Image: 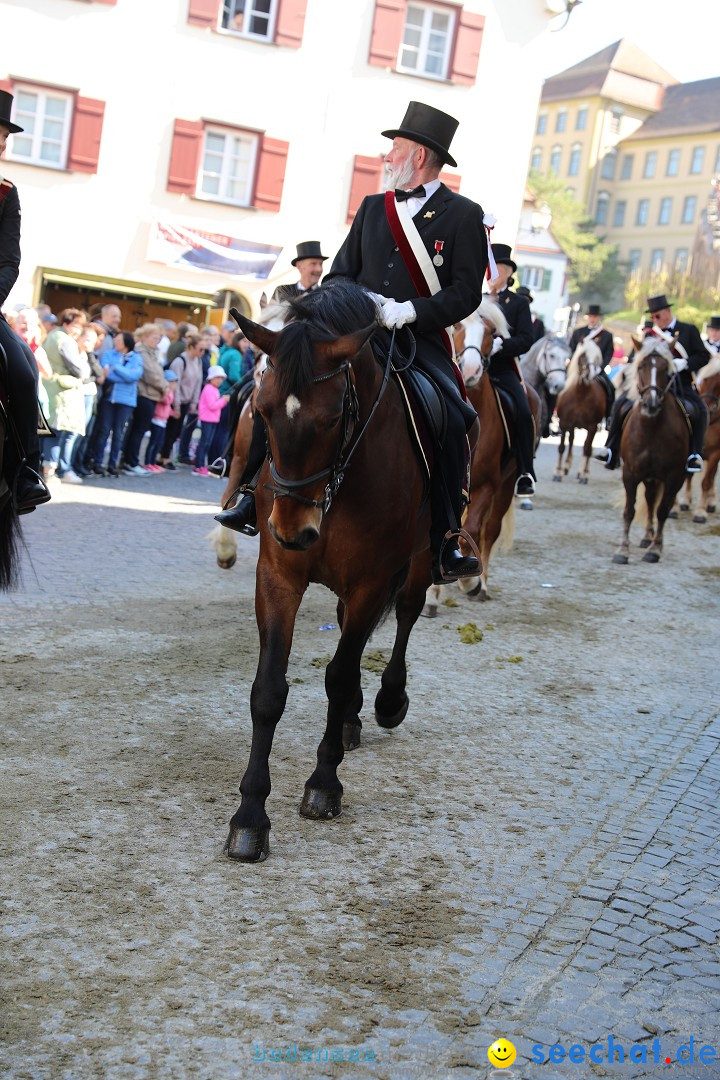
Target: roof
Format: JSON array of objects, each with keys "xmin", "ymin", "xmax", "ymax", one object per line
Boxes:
[
  {"xmin": 541, "ymin": 39, "xmax": 677, "ymax": 105},
  {"xmin": 623, "ymin": 77, "xmax": 720, "ymax": 140}
]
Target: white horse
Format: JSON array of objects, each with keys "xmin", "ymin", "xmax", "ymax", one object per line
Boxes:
[{"xmin": 519, "ymin": 334, "xmax": 570, "ymax": 437}]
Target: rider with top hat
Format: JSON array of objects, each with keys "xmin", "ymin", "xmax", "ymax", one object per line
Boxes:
[
  {"xmin": 595, "ymin": 293, "xmax": 708, "ymax": 472},
  {"xmin": 485, "ymin": 244, "xmax": 536, "ymax": 497},
  {"xmin": 217, "ymin": 100, "xmax": 489, "ymax": 584},
  {"xmin": 0, "ymin": 89, "xmax": 50, "ymax": 513},
  {"xmin": 703, "ymin": 315, "xmax": 720, "ymax": 355},
  {"xmin": 271, "ymin": 241, "xmax": 328, "ymax": 304},
  {"xmin": 568, "ymin": 304, "xmax": 615, "ymax": 422}
]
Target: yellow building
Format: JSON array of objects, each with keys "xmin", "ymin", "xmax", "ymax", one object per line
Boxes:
[{"xmin": 527, "ymin": 39, "xmax": 720, "ymax": 292}]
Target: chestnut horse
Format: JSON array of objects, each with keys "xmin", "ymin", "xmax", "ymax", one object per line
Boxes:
[
  {"xmin": 613, "ymin": 337, "xmax": 689, "ymax": 564},
  {"xmin": 224, "ymin": 282, "xmax": 434, "ymax": 862},
  {"xmin": 674, "ymin": 358, "xmax": 720, "ymax": 523},
  {"xmin": 554, "ymin": 337, "xmax": 607, "ymax": 483}
]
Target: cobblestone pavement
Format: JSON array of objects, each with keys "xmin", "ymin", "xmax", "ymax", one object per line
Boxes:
[{"xmin": 1, "ymin": 443, "xmax": 719, "ymax": 1080}]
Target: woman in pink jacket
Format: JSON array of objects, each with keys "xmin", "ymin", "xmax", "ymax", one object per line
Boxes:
[{"xmin": 193, "ymin": 365, "xmax": 229, "ymax": 476}]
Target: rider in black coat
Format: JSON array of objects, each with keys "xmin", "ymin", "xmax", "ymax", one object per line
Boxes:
[
  {"xmin": 0, "ymin": 91, "xmax": 50, "ymax": 513},
  {"xmin": 568, "ymin": 304, "xmax": 615, "ymax": 420},
  {"xmin": 595, "ymin": 294, "xmax": 708, "ymax": 472},
  {"xmin": 485, "ymin": 245, "xmax": 536, "ymax": 497}
]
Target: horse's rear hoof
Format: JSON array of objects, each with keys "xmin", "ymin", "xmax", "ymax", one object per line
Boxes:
[
  {"xmin": 693, "ymin": 513, "xmax": 707, "ymax": 523},
  {"xmin": 552, "ymin": 474, "xmax": 562, "ymax": 483},
  {"xmin": 638, "ymin": 538, "xmax": 651, "ymax": 548},
  {"xmin": 299, "ymin": 786, "xmax": 342, "ymax": 819},
  {"xmin": 668, "ymin": 510, "xmax": 678, "ymax": 519},
  {"xmin": 224, "ymin": 825, "xmax": 270, "ymax": 862},
  {"xmin": 519, "ymin": 498, "xmax": 533, "ymax": 511},
  {"xmin": 707, "ymin": 504, "xmax": 716, "ymax": 514},
  {"xmin": 679, "ymin": 503, "xmax": 690, "ymax": 512},
  {"xmin": 343, "ymin": 721, "xmax": 362, "ymax": 751},
  {"xmin": 465, "ymin": 581, "xmax": 483, "ymax": 598},
  {"xmin": 420, "ymin": 603, "xmax": 437, "ymax": 619},
  {"xmin": 612, "ymin": 553, "xmax": 628, "ymax": 564},
  {"xmin": 375, "ymin": 691, "xmax": 409, "ymax": 729},
  {"xmin": 643, "ymin": 550, "xmax": 660, "ymax": 563},
  {"xmin": 217, "ymin": 556, "xmax": 237, "ymax": 570}
]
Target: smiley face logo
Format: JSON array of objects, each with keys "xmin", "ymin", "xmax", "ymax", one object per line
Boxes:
[{"xmin": 488, "ymin": 1038, "xmax": 517, "ymax": 1068}]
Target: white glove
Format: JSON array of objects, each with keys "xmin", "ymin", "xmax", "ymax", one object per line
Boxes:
[
  {"xmin": 365, "ymin": 291, "xmax": 391, "ymax": 309},
  {"xmin": 381, "ymin": 299, "xmax": 416, "ymax": 329},
  {"xmin": 673, "ymin": 355, "xmax": 688, "ymax": 373},
  {"xmin": 491, "ymin": 336, "xmax": 504, "ymax": 356}
]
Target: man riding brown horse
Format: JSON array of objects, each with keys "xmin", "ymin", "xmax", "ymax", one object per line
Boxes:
[
  {"xmin": 568, "ymin": 303, "xmax": 615, "ymax": 423},
  {"xmin": 595, "ymin": 294, "xmax": 708, "ymax": 473}
]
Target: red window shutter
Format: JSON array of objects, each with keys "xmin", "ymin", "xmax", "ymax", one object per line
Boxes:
[
  {"xmin": 167, "ymin": 119, "xmax": 203, "ymax": 194},
  {"xmin": 93, "ymin": 0, "xmax": 118, "ymax": 5},
  {"xmin": 0, "ymin": 79, "xmax": 13, "ymax": 94},
  {"xmin": 347, "ymin": 155, "xmax": 384, "ymax": 223},
  {"xmin": 67, "ymin": 97, "xmax": 105, "ymax": 174},
  {"xmin": 253, "ymin": 137, "xmax": 289, "ymax": 212},
  {"xmin": 274, "ymin": 0, "xmax": 308, "ymax": 48},
  {"xmin": 187, "ymin": 0, "xmax": 220, "ymax": 28},
  {"xmin": 449, "ymin": 9, "xmax": 484, "ymax": 86},
  {"xmin": 440, "ymin": 171, "xmax": 461, "ymax": 193},
  {"xmin": 368, "ymin": 0, "xmax": 405, "ymax": 68}
]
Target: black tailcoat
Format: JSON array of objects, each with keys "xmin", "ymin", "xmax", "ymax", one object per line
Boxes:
[
  {"xmin": 569, "ymin": 325, "xmax": 614, "ymax": 368},
  {"xmin": 487, "ymin": 288, "xmax": 533, "ymax": 369},
  {"xmin": 665, "ymin": 320, "xmax": 709, "ymax": 391}
]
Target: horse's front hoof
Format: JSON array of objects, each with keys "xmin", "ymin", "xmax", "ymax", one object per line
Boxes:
[
  {"xmin": 668, "ymin": 510, "xmax": 678, "ymax": 519},
  {"xmin": 612, "ymin": 553, "xmax": 629, "ymax": 564},
  {"xmin": 343, "ymin": 721, "xmax": 362, "ymax": 751},
  {"xmin": 679, "ymin": 503, "xmax": 690, "ymax": 512},
  {"xmin": 217, "ymin": 555, "xmax": 237, "ymax": 570},
  {"xmin": 638, "ymin": 538, "xmax": 651, "ymax": 548},
  {"xmin": 420, "ymin": 603, "xmax": 437, "ymax": 619},
  {"xmin": 642, "ymin": 550, "xmax": 660, "ymax": 563},
  {"xmin": 552, "ymin": 474, "xmax": 562, "ymax": 483},
  {"xmin": 224, "ymin": 824, "xmax": 270, "ymax": 862},
  {"xmin": 519, "ymin": 498, "xmax": 533, "ymax": 510},
  {"xmin": 299, "ymin": 786, "xmax": 342, "ymax": 819},
  {"xmin": 464, "ymin": 580, "xmax": 483, "ymax": 598},
  {"xmin": 693, "ymin": 513, "xmax": 707, "ymax": 523},
  {"xmin": 375, "ymin": 690, "xmax": 409, "ymax": 729},
  {"xmin": 578, "ymin": 476, "xmax": 588, "ymax": 485},
  {"xmin": 707, "ymin": 504, "xmax": 716, "ymax": 514}
]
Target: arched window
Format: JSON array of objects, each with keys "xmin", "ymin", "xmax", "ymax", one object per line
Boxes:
[{"xmin": 549, "ymin": 145, "xmax": 562, "ymax": 174}]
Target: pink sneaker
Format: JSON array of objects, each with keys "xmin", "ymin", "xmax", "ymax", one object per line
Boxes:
[{"xmin": 193, "ymin": 466, "xmax": 210, "ymax": 476}]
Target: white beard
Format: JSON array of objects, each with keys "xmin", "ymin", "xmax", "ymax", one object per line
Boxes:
[{"xmin": 383, "ymin": 156, "xmax": 417, "ymax": 192}]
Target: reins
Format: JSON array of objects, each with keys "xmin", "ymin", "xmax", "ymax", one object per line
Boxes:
[{"xmin": 264, "ymin": 327, "xmax": 415, "ymax": 514}]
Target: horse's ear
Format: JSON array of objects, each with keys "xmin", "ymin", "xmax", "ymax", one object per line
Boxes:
[
  {"xmin": 230, "ymin": 307, "xmax": 279, "ymax": 356},
  {"xmin": 320, "ymin": 323, "xmax": 377, "ymax": 363},
  {"xmin": 631, "ymin": 336, "xmax": 642, "ymax": 352}
]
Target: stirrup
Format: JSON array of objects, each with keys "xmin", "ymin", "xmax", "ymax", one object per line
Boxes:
[{"xmin": 686, "ymin": 454, "xmax": 703, "ymax": 473}]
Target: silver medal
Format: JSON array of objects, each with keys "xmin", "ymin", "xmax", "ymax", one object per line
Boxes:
[{"xmin": 433, "ymin": 253, "xmax": 444, "ymax": 267}]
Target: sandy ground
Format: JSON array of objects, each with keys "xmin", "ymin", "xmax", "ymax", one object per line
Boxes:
[{"xmin": 1, "ymin": 441, "xmax": 719, "ymax": 1080}]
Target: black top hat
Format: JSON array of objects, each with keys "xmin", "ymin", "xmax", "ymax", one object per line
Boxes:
[
  {"xmin": 381, "ymin": 101, "xmax": 459, "ymax": 168},
  {"xmin": 291, "ymin": 240, "xmax": 327, "ymax": 266},
  {"xmin": 516, "ymin": 285, "xmax": 534, "ymax": 304},
  {"xmin": 708, "ymin": 315, "xmax": 720, "ymax": 330},
  {"xmin": 491, "ymin": 243, "xmax": 517, "ymax": 273},
  {"xmin": 645, "ymin": 294, "xmax": 673, "ymax": 314},
  {"xmin": 586, "ymin": 304, "xmax": 603, "ymax": 316},
  {"xmin": 0, "ymin": 90, "xmax": 24, "ymax": 134}
]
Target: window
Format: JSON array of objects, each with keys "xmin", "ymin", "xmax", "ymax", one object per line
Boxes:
[
  {"xmin": 7, "ymin": 86, "xmax": 72, "ymax": 168},
  {"xmin": 198, "ymin": 126, "xmax": 258, "ymax": 205},
  {"xmin": 658, "ymin": 197, "xmax": 672, "ymax": 225},
  {"xmin": 613, "ymin": 200, "xmax": 626, "ymax": 227},
  {"xmin": 674, "ymin": 248, "xmax": 689, "ymax": 274},
  {"xmin": 620, "ymin": 154, "xmax": 633, "ymax": 180},
  {"xmin": 521, "ymin": 266, "xmax": 551, "ymax": 291},
  {"xmin": 556, "ymin": 109, "xmax": 567, "ymax": 133},
  {"xmin": 636, "ymin": 199, "xmax": 649, "ymax": 226},
  {"xmin": 643, "ymin": 151, "xmax": 657, "ymax": 179},
  {"xmin": 595, "ymin": 191, "xmax": 609, "ymax": 226},
  {"xmin": 650, "ymin": 248, "xmax": 664, "ymax": 273},
  {"xmin": 550, "ymin": 145, "xmax": 561, "ymax": 174},
  {"xmin": 601, "ymin": 148, "xmax": 617, "ymax": 180},
  {"xmin": 568, "ymin": 143, "xmax": 581, "ymax": 177},
  {"xmin": 690, "ymin": 146, "xmax": 705, "ymax": 175},
  {"xmin": 666, "ymin": 149, "xmax": 680, "ymax": 177},
  {"xmin": 398, "ymin": 2, "xmax": 455, "ymax": 79},
  {"xmin": 576, "ymin": 107, "xmax": 588, "ymax": 131},
  {"xmin": 537, "ymin": 112, "xmax": 547, "ymax": 135},
  {"xmin": 609, "ymin": 108, "xmax": 623, "ymax": 134},
  {"xmin": 681, "ymin": 195, "xmax": 697, "ymax": 224},
  {"xmin": 220, "ymin": 0, "xmax": 277, "ymax": 40},
  {"xmin": 531, "ymin": 147, "xmax": 542, "ymax": 171},
  {"xmin": 628, "ymin": 249, "xmax": 641, "ymax": 274}
]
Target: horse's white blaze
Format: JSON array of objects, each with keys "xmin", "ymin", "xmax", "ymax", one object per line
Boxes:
[{"xmin": 286, "ymin": 394, "xmax": 301, "ymax": 420}]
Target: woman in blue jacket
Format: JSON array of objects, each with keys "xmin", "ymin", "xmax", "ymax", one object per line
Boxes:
[{"xmin": 88, "ymin": 331, "xmax": 143, "ymax": 476}]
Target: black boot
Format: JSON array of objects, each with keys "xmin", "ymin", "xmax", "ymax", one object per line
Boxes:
[
  {"xmin": 214, "ymin": 493, "xmax": 258, "ymax": 535},
  {"xmin": 15, "ymin": 462, "xmax": 52, "ymax": 512},
  {"xmin": 431, "ymin": 539, "xmax": 479, "ymax": 584}
]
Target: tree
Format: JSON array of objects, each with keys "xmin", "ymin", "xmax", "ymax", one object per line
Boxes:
[{"xmin": 528, "ymin": 170, "xmax": 626, "ymax": 305}]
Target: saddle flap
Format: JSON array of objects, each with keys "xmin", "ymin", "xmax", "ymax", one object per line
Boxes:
[{"xmin": 397, "ymin": 366, "xmax": 447, "ymax": 447}]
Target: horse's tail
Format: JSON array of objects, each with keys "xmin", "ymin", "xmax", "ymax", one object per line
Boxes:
[
  {"xmin": 0, "ymin": 501, "xmax": 22, "ymax": 591},
  {"xmin": 626, "ymin": 481, "xmax": 665, "ymax": 527}
]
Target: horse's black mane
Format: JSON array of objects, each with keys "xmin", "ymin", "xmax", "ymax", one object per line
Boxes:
[{"xmin": 272, "ymin": 280, "xmax": 378, "ymax": 398}]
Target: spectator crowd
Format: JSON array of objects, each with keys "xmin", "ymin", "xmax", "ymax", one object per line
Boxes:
[{"xmin": 2, "ymin": 302, "xmax": 257, "ymax": 483}]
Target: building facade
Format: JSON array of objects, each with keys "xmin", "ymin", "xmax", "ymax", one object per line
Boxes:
[
  {"xmin": 526, "ymin": 40, "xmax": 720, "ymax": 297},
  {"xmin": 2, "ymin": 0, "xmax": 559, "ymax": 326}
]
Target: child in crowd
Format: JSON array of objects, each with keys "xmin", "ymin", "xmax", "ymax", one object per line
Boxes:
[
  {"xmin": 145, "ymin": 369, "xmax": 177, "ymax": 471},
  {"xmin": 193, "ymin": 365, "xmax": 229, "ymax": 476}
]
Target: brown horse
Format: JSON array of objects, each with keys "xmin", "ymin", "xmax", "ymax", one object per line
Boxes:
[
  {"xmin": 677, "ymin": 359, "xmax": 720, "ymax": 523},
  {"xmin": 613, "ymin": 338, "xmax": 690, "ymax": 564},
  {"xmin": 224, "ymin": 282, "xmax": 435, "ymax": 862},
  {"xmin": 436, "ymin": 300, "xmax": 540, "ymax": 604},
  {"xmin": 555, "ymin": 337, "xmax": 607, "ymax": 483}
]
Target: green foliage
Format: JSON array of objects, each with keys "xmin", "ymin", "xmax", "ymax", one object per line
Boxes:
[
  {"xmin": 623, "ymin": 267, "xmax": 719, "ymax": 330},
  {"xmin": 528, "ymin": 170, "xmax": 625, "ymax": 302}
]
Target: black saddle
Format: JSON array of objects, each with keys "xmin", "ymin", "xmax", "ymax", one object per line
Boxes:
[{"xmin": 398, "ymin": 365, "xmax": 447, "ymax": 447}]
